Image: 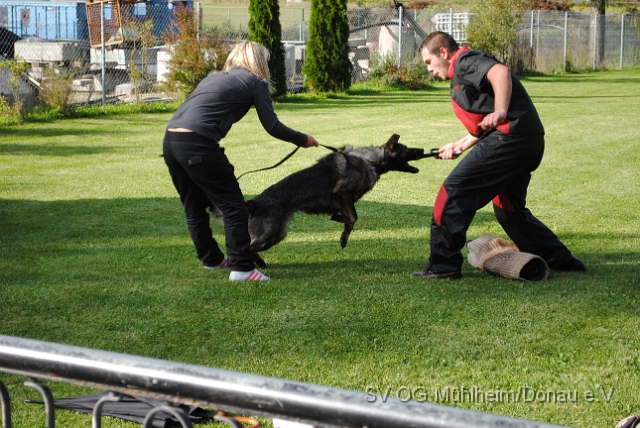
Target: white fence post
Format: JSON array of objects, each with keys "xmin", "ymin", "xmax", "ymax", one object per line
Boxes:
[
  {"xmin": 529, "ymin": 10, "xmax": 534, "ymax": 72},
  {"xmin": 563, "ymin": 11, "xmax": 568, "ymax": 72},
  {"xmin": 101, "ymin": 1, "xmax": 106, "ymax": 106},
  {"xmin": 196, "ymin": 3, "xmax": 201, "ymax": 42},
  {"xmin": 592, "ymin": 13, "xmax": 597, "ymax": 70},
  {"xmin": 397, "ymin": 5, "xmax": 403, "ymax": 68},
  {"xmin": 620, "ymin": 13, "xmax": 625, "ymax": 70},
  {"xmin": 536, "ymin": 10, "xmax": 540, "ymax": 60}
]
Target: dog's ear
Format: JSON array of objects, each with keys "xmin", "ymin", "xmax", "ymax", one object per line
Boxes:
[{"xmin": 384, "ymin": 134, "xmax": 400, "ymax": 150}]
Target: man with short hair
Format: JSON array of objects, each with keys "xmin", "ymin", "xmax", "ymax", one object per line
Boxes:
[{"xmin": 413, "ymin": 31, "xmax": 585, "ymax": 279}]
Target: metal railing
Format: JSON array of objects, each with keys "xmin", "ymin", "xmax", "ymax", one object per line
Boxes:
[{"xmin": 0, "ymin": 335, "xmax": 567, "ymax": 428}]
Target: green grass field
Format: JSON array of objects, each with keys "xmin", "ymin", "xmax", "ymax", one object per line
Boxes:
[{"xmin": 1, "ymin": 70, "xmax": 639, "ymax": 428}]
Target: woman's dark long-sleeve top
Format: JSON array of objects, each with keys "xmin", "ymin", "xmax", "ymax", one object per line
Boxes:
[{"xmin": 167, "ymin": 66, "xmax": 307, "ymax": 146}]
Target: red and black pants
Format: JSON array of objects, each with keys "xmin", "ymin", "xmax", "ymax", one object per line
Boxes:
[{"xmin": 427, "ymin": 132, "xmax": 576, "ymax": 274}]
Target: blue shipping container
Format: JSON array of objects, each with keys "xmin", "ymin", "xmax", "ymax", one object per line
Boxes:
[{"xmin": 0, "ymin": 1, "xmax": 191, "ymax": 42}]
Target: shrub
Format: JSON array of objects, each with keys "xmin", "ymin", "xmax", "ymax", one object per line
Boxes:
[
  {"xmin": 369, "ymin": 55, "xmax": 432, "ymax": 90},
  {"xmin": 38, "ymin": 68, "xmax": 74, "ymax": 115},
  {"xmin": 0, "ymin": 59, "xmax": 30, "ymax": 123},
  {"xmin": 351, "ymin": 0, "xmax": 394, "ymax": 6},
  {"xmin": 163, "ymin": 5, "xmax": 231, "ymax": 98},
  {"xmin": 404, "ymin": 0, "xmax": 436, "ymax": 9},
  {"xmin": 532, "ymin": 0, "xmax": 571, "ymax": 10},
  {"xmin": 0, "ymin": 95, "xmax": 20, "ymax": 126}
]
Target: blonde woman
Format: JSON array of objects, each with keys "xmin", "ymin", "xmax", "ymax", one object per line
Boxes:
[{"xmin": 163, "ymin": 41, "xmax": 318, "ymax": 281}]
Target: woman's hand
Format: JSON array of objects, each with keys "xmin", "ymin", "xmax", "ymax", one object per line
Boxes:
[{"xmin": 304, "ymin": 135, "xmax": 319, "ymax": 148}]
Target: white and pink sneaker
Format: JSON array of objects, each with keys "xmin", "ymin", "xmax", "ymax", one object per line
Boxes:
[
  {"xmin": 204, "ymin": 256, "xmax": 230, "ymax": 270},
  {"xmin": 229, "ymin": 269, "xmax": 270, "ymax": 282}
]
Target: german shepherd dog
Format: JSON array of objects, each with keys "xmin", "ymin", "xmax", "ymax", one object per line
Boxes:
[{"xmin": 246, "ymin": 134, "xmax": 427, "ymax": 267}]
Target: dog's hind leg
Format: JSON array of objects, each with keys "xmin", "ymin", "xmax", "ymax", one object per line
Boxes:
[
  {"xmin": 248, "ymin": 210, "xmax": 292, "ymax": 267},
  {"xmin": 334, "ymin": 191, "xmax": 358, "ymax": 248},
  {"xmin": 330, "ymin": 212, "xmax": 347, "ymax": 223},
  {"xmin": 253, "ymin": 251, "xmax": 267, "ymax": 268}
]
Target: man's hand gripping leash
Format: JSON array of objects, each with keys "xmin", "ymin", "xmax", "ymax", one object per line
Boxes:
[{"xmin": 419, "ymin": 148, "xmax": 463, "ymax": 160}]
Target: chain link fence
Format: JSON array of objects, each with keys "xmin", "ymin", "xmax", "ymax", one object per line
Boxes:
[
  {"xmin": 1, "ymin": 2, "xmax": 639, "ymax": 109},
  {"xmin": 516, "ymin": 10, "xmax": 640, "ymax": 73},
  {"xmin": 387, "ymin": 8, "xmax": 640, "ymax": 74},
  {"xmin": 208, "ymin": 6, "xmax": 640, "ymax": 81},
  {"xmin": 1, "ymin": 0, "xmax": 185, "ymax": 107}
]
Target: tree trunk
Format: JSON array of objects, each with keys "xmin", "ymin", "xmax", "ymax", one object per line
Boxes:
[{"xmin": 589, "ymin": 0, "xmax": 605, "ymax": 68}]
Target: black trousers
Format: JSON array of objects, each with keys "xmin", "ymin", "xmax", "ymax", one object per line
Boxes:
[
  {"xmin": 163, "ymin": 131, "xmax": 255, "ymax": 271},
  {"xmin": 427, "ymin": 132, "xmax": 575, "ymax": 273}
]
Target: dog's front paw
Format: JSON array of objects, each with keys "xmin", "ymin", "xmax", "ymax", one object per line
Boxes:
[
  {"xmin": 340, "ymin": 232, "xmax": 350, "ymax": 248},
  {"xmin": 340, "ymin": 223, "xmax": 355, "ymax": 248}
]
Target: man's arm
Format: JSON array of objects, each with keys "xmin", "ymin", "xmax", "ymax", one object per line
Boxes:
[
  {"xmin": 439, "ymin": 63, "xmax": 511, "ymax": 160},
  {"xmin": 438, "ymin": 134, "xmax": 480, "ymax": 159},
  {"xmin": 478, "ymin": 63, "xmax": 512, "ymax": 131}
]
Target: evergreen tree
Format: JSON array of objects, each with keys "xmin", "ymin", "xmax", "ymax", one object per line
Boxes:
[
  {"xmin": 304, "ymin": 0, "xmax": 352, "ymax": 92},
  {"xmin": 248, "ymin": 0, "xmax": 287, "ymax": 97}
]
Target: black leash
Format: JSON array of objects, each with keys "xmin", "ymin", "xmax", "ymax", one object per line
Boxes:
[
  {"xmin": 320, "ymin": 143, "xmax": 339, "ymax": 152},
  {"xmin": 420, "ymin": 129, "xmax": 496, "ymax": 159},
  {"xmin": 236, "ymin": 143, "xmax": 339, "ymax": 180},
  {"xmin": 420, "ymin": 148, "xmax": 462, "ymax": 159}
]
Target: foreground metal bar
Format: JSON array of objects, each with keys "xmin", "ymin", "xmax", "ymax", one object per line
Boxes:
[
  {"xmin": 0, "ymin": 379, "xmax": 11, "ymax": 428},
  {"xmin": 142, "ymin": 405, "xmax": 193, "ymax": 428},
  {"xmin": 0, "ymin": 335, "xmax": 566, "ymax": 428},
  {"xmin": 92, "ymin": 392, "xmax": 120, "ymax": 428},
  {"xmin": 24, "ymin": 378, "xmax": 55, "ymax": 428}
]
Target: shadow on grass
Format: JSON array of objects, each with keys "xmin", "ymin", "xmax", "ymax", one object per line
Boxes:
[
  {"xmin": 0, "ymin": 115, "xmax": 166, "ymax": 140},
  {"xmin": 534, "ymin": 94, "xmax": 639, "ymax": 101},
  {"xmin": 0, "ymin": 198, "xmax": 186, "ymax": 242},
  {"xmin": 0, "ymin": 144, "xmax": 116, "ymax": 156},
  {"xmin": 2, "ymin": 197, "xmax": 636, "ymax": 279},
  {"xmin": 0, "ymin": 125, "xmax": 120, "ymax": 140},
  {"xmin": 273, "ymin": 89, "xmax": 451, "ymax": 112},
  {"xmin": 522, "ymin": 72, "xmax": 640, "ymax": 86},
  {"xmin": 0, "ymin": 198, "xmax": 502, "ymax": 242}
]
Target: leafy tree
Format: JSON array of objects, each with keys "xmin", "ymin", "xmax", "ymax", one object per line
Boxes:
[
  {"xmin": 248, "ymin": 0, "xmax": 287, "ymax": 97},
  {"xmin": 466, "ymin": 0, "xmax": 530, "ymax": 67},
  {"xmin": 164, "ymin": 5, "xmax": 229, "ymax": 98},
  {"xmin": 304, "ymin": 0, "xmax": 352, "ymax": 93}
]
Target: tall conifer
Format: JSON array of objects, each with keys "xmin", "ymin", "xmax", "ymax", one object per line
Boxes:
[
  {"xmin": 304, "ymin": 0, "xmax": 352, "ymax": 92},
  {"xmin": 248, "ymin": 0, "xmax": 288, "ymax": 96}
]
